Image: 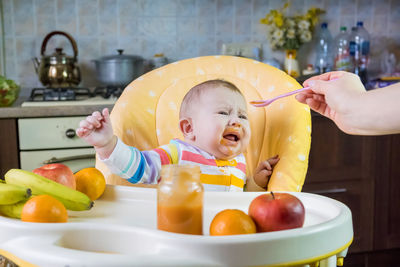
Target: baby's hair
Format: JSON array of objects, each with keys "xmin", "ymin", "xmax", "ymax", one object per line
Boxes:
[{"xmin": 180, "ymin": 79, "xmax": 243, "ymax": 118}]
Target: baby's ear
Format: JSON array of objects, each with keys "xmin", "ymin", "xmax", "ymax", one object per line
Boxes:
[{"xmin": 179, "ymin": 117, "xmax": 195, "ymax": 141}]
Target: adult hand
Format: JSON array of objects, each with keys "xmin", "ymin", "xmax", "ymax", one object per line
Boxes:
[{"xmin": 296, "ymin": 71, "xmax": 366, "ymax": 134}]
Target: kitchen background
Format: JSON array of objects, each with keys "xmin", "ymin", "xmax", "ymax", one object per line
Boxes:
[{"xmin": 1, "ymin": 0, "xmax": 400, "ymax": 89}]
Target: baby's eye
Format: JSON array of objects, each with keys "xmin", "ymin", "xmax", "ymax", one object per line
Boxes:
[
  {"xmin": 239, "ymin": 114, "xmax": 248, "ymax": 120},
  {"xmin": 218, "ymin": 111, "xmax": 229, "ymax": 115}
]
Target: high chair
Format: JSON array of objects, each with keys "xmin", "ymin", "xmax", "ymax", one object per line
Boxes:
[
  {"xmin": 0, "ymin": 58, "xmax": 353, "ymax": 267},
  {"xmin": 96, "ymin": 55, "xmax": 312, "ymax": 192}
]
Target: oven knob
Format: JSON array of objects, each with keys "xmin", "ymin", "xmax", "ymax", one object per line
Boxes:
[{"xmin": 65, "ymin": 129, "xmax": 76, "ymax": 138}]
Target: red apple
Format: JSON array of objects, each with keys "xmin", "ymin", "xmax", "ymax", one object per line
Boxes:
[
  {"xmin": 248, "ymin": 192, "xmax": 305, "ymax": 232},
  {"xmin": 33, "ymin": 163, "xmax": 76, "ymax": 189}
]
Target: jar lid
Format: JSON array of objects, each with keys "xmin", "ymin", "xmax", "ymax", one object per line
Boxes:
[{"xmin": 99, "ymin": 49, "xmax": 143, "ymax": 63}]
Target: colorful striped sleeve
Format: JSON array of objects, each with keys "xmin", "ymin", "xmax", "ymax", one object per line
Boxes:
[{"xmin": 100, "ymin": 138, "xmax": 178, "ymax": 184}]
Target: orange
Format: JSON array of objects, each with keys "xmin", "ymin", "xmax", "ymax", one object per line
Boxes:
[
  {"xmin": 74, "ymin": 167, "xmax": 106, "ymax": 201},
  {"xmin": 209, "ymin": 209, "xmax": 256, "ymax": 236},
  {"xmin": 21, "ymin": 195, "xmax": 68, "ymax": 223}
]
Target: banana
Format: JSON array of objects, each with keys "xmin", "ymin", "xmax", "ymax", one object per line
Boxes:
[
  {"xmin": 0, "ymin": 199, "xmax": 27, "ymax": 219},
  {"xmin": 0, "ymin": 179, "xmax": 4, "ymax": 183},
  {"xmin": 0, "ymin": 183, "xmax": 31, "ymax": 205},
  {"xmin": 5, "ymin": 169, "xmax": 93, "ymax": 211}
]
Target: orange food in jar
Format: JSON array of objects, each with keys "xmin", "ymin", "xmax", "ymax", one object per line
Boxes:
[
  {"xmin": 158, "ymin": 204, "xmax": 203, "ymax": 235},
  {"xmin": 157, "ymin": 165, "xmax": 203, "ymax": 235}
]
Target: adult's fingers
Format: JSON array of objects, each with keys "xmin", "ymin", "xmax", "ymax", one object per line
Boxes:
[{"xmin": 303, "ymin": 71, "xmax": 346, "ymax": 86}]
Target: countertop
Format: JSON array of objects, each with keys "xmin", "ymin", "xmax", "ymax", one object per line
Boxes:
[{"xmin": 0, "ymin": 96, "xmax": 114, "ymax": 119}]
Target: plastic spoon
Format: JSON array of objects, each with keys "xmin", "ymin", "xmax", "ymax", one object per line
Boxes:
[{"xmin": 250, "ymin": 87, "xmax": 310, "ymax": 107}]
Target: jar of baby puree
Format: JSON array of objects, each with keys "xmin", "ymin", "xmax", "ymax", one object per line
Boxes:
[{"xmin": 157, "ymin": 165, "xmax": 203, "ymax": 235}]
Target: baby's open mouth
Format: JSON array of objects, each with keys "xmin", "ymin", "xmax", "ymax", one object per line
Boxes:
[{"xmin": 223, "ymin": 133, "xmax": 240, "ymax": 142}]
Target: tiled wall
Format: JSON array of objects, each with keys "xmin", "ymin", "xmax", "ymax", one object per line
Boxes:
[{"xmin": 1, "ymin": 0, "xmax": 400, "ymax": 88}]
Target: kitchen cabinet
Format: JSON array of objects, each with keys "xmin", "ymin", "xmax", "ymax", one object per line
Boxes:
[
  {"xmin": 303, "ymin": 115, "xmax": 375, "ymax": 253},
  {"xmin": 373, "ymin": 134, "xmax": 400, "ymax": 250},
  {"xmin": 304, "ymin": 115, "xmax": 400, "ymax": 262},
  {"xmin": 0, "ymin": 119, "xmax": 19, "ymax": 177}
]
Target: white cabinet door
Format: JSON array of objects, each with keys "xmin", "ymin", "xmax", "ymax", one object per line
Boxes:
[{"xmin": 20, "ymin": 148, "xmax": 96, "ymax": 173}]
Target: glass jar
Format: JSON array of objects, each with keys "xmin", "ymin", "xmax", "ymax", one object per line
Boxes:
[{"xmin": 157, "ymin": 165, "xmax": 203, "ymax": 235}]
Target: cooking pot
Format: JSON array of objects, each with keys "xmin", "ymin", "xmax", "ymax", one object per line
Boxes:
[
  {"xmin": 32, "ymin": 31, "xmax": 81, "ymax": 88},
  {"xmin": 93, "ymin": 49, "xmax": 144, "ymax": 88}
]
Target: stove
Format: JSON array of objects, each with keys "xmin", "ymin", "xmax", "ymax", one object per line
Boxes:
[{"xmin": 21, "ymin": 87, "xmax": 122, "ymax": 107}]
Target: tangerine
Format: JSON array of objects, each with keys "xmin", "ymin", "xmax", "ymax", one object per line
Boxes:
[
  {"xmin": 74, "ymin": 168, "xmax": 106, "ymax": 201},
  {"xmin": 209, "ymin": 209, "xmax": 256, "ymax": 236},
  {"xmin": 21, "ymin": 195, "xmax": 68, "ymax": 223}
]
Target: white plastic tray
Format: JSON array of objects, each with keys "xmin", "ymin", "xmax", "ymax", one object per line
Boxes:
[{"xmin": 0, "ymin": 185, "xmax": 353, "ymax": 267}]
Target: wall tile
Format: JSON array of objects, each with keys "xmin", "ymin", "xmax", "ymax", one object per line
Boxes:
[
  {"xmin": 138, "ymin": 17, "xmax": 177, "ymax": 37},
  {"xmin": 118, "ymin": 0, "xmax": 142, "ymax": 17},
  {"xmin": 177, "ymin": 0, "xmax": 197, "ymax": 16},
  {"xmin": 2, "ymin": 0, "xmax": 399, "ymax": 87},
  {"xmin": 340, "ymin": 0, "xmax": 356, "ymax": 16},
  {"xmin": 177, "ymin": 17, "xmax": 197, "ymax": 37},
  {"xmin": 3, "ymin": 0, "xmax": 14, "ymax": 37},
  {"xmin": 14, "ymin": 0, "xmax": 33, "ymax": 17},
  {"xmin": 99, "ymin": 0, "xmax": 118, "ymax": 17},
  {"xmin": 99, "ymin": 17, "xmax": 118, "ymax": 36},
  {"xmin": 235, "ymin": 16, "xmax": 251, "ymax": 35},
  {"xmin": 14, "ymin": 15, "xmax": 35, "ymax": 36},
  {"xmin": 36, "ymin": 15, "xmax": 57, "ymax": 36},
  {"xmin": 217, "ymin": 0, "xmax": 234, "ymax": 17},
  {"xmin": 390, "ymin": 0, "xmax": 400, "ymax": 18},
  {"xmin": 197, "ymin": 0, "xmax": 216, "ymax": 17},
  {"xmin": 235, "ymin": 0, "xmax": 251, "ymax": 17},
  {"xmin": 57, "ymin": 0, "xmax": 76, "ymax": 18},
  {"xmin": 176, "ymin": 37, "xmax": 198, "ymax": 59},
  {"xmin": 78, "ymin": 16, "xmax": 98, "ymax": 36},
  {"xmin": 372, "ymin": 15, "xmax": 388, "ymax": 35},
  {"xmin": 357, "ymin": 0, "xmax": 372, "ymax": 17},
  {"xmin": 288, "ymin": 0, "xmax": 305, "ymax": 16},
  {"xmin": 216, "ymin": 16, "xmax": 233, "ymax": 35},
  {"xmin": 56, "ymin": 16, "xmax": 77, "ymax": 35},
  {"xmin": 253, "ymin": 0, "xmax": 269, "ymax": 19},
  {"xmin": 35, "ymin": 0, "xmax": 55, "ymax": 16},
  {"xmin": 15, "ymin": 37, "xmax": 36, "ymax": 61},
  {"xmin": 197, "ymin": 17, "xmax": 215, "ymax": 36},
  {"xmin": 77, "ymin": 37, "xmax": 100, "ymax": 60},
  {"xmin": 120, "ymin": 17, "xmax": 138, "ymax": 36},
  {"xmin": 77, "ymin": 0, "xmax": 98, "ymax": 17},
  {"xmin": 373, "ymin": 0, "xmax": 389, "ymax": 15},
  {"xmin": 198, "ymin": 35, "xmax": 217, "ymax": 55},
  {"xmin": 388, "ymin": 16, "xmax": 400, "ymax": 35},
  {"xmin": 5, "ymin": 58, "xmax": 17, "ymax": 80},
  {"xmin": 99, "ymin": 37, "xmax": 119, "ymax": 56}
]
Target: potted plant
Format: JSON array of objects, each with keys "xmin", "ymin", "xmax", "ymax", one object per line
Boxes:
[{"xmin": 260, "ymin": 3, "xmax": 325, "ymax": 78}]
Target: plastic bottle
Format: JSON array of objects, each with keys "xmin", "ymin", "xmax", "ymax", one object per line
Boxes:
[
  {"xmin": 349, "ymin": 21, "xmax": 370, "ymax": 84},
  {"xmin": 334, "ymin": 26, "xmax": 352, "ymax": 71},
  {"xmin": 157, "ymin": 165, "xmax": 203, "ymax": 235},
  {"xmin": 314, "ymin": 22, "xmax": 333, "ymax": 74}
]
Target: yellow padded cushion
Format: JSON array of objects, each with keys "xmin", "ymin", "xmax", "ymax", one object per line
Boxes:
[{"xmin": 96, "ymin": 56, "xmax": 311, "ymax": 192}]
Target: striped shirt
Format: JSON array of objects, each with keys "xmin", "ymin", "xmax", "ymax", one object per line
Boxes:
[{"xmin": 102, "ymin": 138, "xmax": 247, "ymax": 192}]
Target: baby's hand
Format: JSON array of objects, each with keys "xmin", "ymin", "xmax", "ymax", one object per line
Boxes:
[
  {"xmin": 76, "ymin": 108, "xmax": 114, "ymax": 149},
  {"xmin": 253, "ymin": 155, "xmax": 280, "ymax": 189}
]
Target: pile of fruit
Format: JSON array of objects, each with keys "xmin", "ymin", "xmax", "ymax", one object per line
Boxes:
[
  {"xmin": 0, "ymin": 163, "xmax": 106, "ymax": 223},
  {"xmin": 210, "ymin": 192, "xmax": 305, "ymax": 236}
]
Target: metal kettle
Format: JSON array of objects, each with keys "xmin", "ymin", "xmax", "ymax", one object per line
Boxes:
[{"xmin": 33, "ymin": 31, "xmax": 81, "ymax": 88}]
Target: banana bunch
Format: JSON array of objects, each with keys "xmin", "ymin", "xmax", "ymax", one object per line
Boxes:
[
  {"xmin": 4, "ymin": 169, "xmax": 93, "ymax": 211},
  {"xmin": 0, "ymin": 199, "xmax": 28, "ymax": 219},
  {"xmin": 0, "ymin": 183, "xmax": 31, "ymax": 205}
]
